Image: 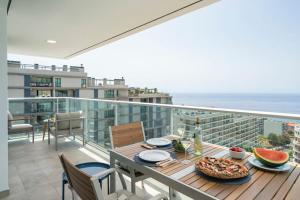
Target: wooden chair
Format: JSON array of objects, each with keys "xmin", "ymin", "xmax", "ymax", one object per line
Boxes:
[
  {"xmin": 58, "ymin": 154, "xmax": 167, "ymax": 200},
  {"xmin": 109, "ymin": 122, "xmax": 148, "ymax": 194},
  {"xmin": 8, "ymin": 111, "xmax": 34, "ymax": 143},
  {"xmin": 49, "ymin": 111, "xmax": 85, "ymax": 150}
]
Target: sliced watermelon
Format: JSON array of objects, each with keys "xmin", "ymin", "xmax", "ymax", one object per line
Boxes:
[{"xmin": 253, "ymin": 148, "xmax": 289, "ymax": 167}]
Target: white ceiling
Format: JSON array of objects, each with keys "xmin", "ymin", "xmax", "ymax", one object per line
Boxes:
[{"xmin": 7, "ymin": 0, "xmax": 218, "ymax": 59}]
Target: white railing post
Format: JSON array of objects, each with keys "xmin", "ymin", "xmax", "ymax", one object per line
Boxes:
[
  {"xmin": 56, "ymin": 98, "xmax": 59, "ymax": 113},
  {"xmin": 114, "ymin": 104, "xmax": 118, "ymax": 126},
  {"xmin": 170, "ymin": 108, "xmax": 174, "ymax": 135}
]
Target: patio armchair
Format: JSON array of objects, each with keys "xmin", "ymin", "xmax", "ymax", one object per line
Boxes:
[
  {"xmin": 59, "ymin": 154, "xmax": 168, "ymax": 200},
  {"xmin": 49, "ymin": 111, "xmax": 85, "ymax": 150},
  {"xmin": 8, "ymin": 111, "xmax": 34, "ymax": 143},
  {"xmin": 109, "ymin": 122, "xmax": 148, "ymax": 194}
]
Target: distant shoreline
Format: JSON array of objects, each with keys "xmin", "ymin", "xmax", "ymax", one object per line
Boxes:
[{"xmin": 171, "ymin": 93, "xmax": 300, "ymax": 114}]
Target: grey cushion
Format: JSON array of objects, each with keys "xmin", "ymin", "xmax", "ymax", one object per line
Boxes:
[
  {"xmin": 9, "ymin": 124, "xmax": 33, "ymax": 134},
  {"xmin": 56, "ymin": 113, "xmax": 70, "ymax": 130},
  {"xmin": 11, "ymin": 124, "xmax": 32, "ymax": 130},
  {"xmin": 50, "ymin": 127, "xmax": 71, "ymax": 136},
  {"xmin": 69, "ymin": 112, "xmax": 82, "ymax": 129}
]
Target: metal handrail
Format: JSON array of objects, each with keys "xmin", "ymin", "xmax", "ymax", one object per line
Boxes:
[{"xmin": 8, "ymin": 97, "xmax": 300, "ymax": 120}]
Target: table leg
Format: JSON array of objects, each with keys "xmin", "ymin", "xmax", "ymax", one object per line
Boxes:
[
  {"xmin": 110, "ymin": 152, "xmax": 116, "ymax": 193},
  {"xmin": 43, "ymin": 123, "xmax": 46, "ymax": 141},
  {"xmin": 169, "ymin": 188, "xmax": 181, "ymax": 200},
  {"xmin": 48, "ymin": 124, "xmax": 50, "ymax": 145}
]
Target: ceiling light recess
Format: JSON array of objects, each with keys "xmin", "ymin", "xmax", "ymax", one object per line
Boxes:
[{"xmin": 46, "ymin": 40, "xmax": 56, "ymax": 44}]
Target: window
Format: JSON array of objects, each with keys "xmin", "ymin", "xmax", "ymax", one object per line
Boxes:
[
  {"xmin": 55, "ymin": 78, "xmax": 61, "ymax": 87},
  {"xmin": 55, "ymin": 90, "xmax": 68, "ymax": 97},
  {"xmin": 104, "ymin": 90, "xmax": 115, "ymax": 98},
  {"xmin": 30, "ymin": 77, "xmax": 52, "ymax": 87},
  {"xmin": 81, "ymin": 79, "xmax": 86, "ymax": 88},
  {"xmin": 104, "ymin": 109, "xmax": 115, "ymax": 118}
]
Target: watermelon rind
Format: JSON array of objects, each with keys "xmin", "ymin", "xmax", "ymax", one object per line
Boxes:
[{"xmin": 253, "ymin": 148, "xmax": 289, "ymax": 167}]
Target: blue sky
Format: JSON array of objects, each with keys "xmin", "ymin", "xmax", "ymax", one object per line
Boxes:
[{"xmin": 8, "ymin": 0, "xmax": 300, "ymax": 94}]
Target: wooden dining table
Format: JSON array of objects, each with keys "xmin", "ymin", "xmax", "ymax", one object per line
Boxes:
[{"xmin": 109, "ymin": 139, "xmax": 300, "ymax": 200}]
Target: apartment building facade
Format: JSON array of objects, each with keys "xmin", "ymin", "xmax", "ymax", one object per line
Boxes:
[
  {"xmin": 8, "ymin": 60, "xmax": 129, "ymax": 100},
  {"xmin": 173, "ymin": 110, "xmax": 264, "ymax": 147},
  {"xmin": 7, "ymin": 60, "xmax": 173, "ymax": 147}
]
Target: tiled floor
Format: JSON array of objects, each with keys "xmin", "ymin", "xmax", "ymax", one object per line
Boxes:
[{"xmin": 4, "ymin": 136, "xmax": 165, "ymax": 200}]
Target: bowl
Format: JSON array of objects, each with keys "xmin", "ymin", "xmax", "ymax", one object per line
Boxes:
[{"xmin": 229, "ymin": 147, "xmax": 245, "ymax": 159}]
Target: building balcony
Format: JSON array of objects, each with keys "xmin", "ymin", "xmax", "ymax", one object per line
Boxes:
[{"xmin": 5, "ymin": 97, "xmax": 300, "ymax": 199}]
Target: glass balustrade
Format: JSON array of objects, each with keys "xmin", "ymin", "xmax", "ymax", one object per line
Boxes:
[{"xmin": 8, "ymin": 97, "xmax": 300, "ymax": 162}]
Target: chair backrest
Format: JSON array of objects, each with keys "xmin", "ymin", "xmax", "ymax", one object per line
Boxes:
[
  {"xmin": 56, "ymin": 113, "xmax": 70, "ymax": 130},
  {"xmin": 70, "ymin": 111, "xmax": 82, "ymax": 129},
  {"xmin": 7, "ymin": 111, "xmax": 13, "ymax": 129},
  {"xmin": 58, "ymin": 154, "xmax": 97, "ymax": 200},
  {"xmin": 110, "ymin": 121, "xmax": 145, "ymax": 148},
  {"xmin": 56, "ymin": 111, "xmax": 82, "ymax": 130}
]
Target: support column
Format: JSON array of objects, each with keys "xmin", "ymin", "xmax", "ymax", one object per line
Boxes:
[{"xmin": 0, "ymin": 0, "xmax": 9, "ymax": 196}]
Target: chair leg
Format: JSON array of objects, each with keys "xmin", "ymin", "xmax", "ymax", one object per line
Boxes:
[
  {"xmin": 48, "ymin": 130, "xmax": 50, "ymax": 145},
  {"xmin": 82, "ymin": 132, "xmax": 85, "ymax": 146},
  {"xmin": 32, "ymin": 127, "xmax": 34, "ymax": 143},
  {"xmin": 141, "ymin": 180, "xmax": 145, "ymax": 189},
  {"xmin": 107, "ymin": 176, "xmax": 110, "ymax": 194},
  {"xmin": 131, "ymin": 179, "xmax": 136, "ymax": 194},
  {"xmin": 42, "ymin": 124, "xmax": 46, "ymax": 141},
  {"xmin": 55, "ymin": 136, "xmax": 58, "ymax": 151},
  {"xmin": 62, "ymin": 179, "xmax": 65, "ymax": 200},
  {"xmin": 69, "ymin": 187, "xmax": 76, "ymax": 200},
  {"xmin": 169, "ymin": 188, "xmax": 181, "ymax": 200}
]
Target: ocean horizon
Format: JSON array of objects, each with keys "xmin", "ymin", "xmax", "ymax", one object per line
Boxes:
[{"xmin": 171, "ymin": 93, "xmax": 300, "ymax": 114}]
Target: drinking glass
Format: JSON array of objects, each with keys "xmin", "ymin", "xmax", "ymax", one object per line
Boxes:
[{"xmin": 181, "ymin": 139, "xmax": 191, "ymax": 165}]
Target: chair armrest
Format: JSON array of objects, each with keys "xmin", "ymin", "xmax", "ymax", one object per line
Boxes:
[
  {"xmin": 148, "ymin": 194, "xmax": 168, "ymax": 200},
  {"xmin": 9, "ymin": 115, "xmax": 33, "ymax": 121},
  {"xmin": 70, "ymin": 117, "xmax": 85, "ymax": 121},
  {"xmin": 55, "ymin": 117, "xmax": 84, "ymax": 122},
  {"xmin": 91, "ymin": 168, "xmax": 115, "ymax": 181},
  {"xmin": 55, "ymin": 118, "xmax": 71, "ymax": 122}
]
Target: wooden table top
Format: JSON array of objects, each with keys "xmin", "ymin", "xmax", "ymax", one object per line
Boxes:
[{"xmin": 113, "ymin": 140, "xmax": 300, "ymax": 200}]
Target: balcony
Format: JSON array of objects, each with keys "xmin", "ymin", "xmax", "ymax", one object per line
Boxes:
[{"xmin": 5, "ymin": 97, "xmax": 300, "ymax": 199}]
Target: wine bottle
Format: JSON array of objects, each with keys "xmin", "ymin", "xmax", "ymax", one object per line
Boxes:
[{"xmin": 194, "ymin": 117, "xmax": 202, "ymax": 156}]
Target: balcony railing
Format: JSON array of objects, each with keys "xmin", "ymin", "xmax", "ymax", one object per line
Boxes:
[
  {"xmin": 8, "ymin": 97, "xmax": 300, "ymax": 162},
  {"xmin": 19, "ymin": 64, "xmax": 85, "ymax": 73}
]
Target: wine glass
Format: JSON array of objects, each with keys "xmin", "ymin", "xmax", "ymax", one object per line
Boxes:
[{"xmin": 181, "ymin": 139, "xmax": 192, "ymax": 165}]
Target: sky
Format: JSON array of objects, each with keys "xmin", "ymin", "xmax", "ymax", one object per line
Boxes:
[{"xmin": 8, "ymin": 0, "xmax": 300, "ymax": 94}]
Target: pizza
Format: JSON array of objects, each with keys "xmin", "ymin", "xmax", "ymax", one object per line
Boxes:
[{"xmin": 195, "ymin": 157, "xmax": 249, "ymax": 179}]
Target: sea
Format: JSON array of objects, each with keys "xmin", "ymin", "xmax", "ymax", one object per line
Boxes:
[{"xmin": 171, "ymin": 93, "xmax": 300, "ymax": 115}]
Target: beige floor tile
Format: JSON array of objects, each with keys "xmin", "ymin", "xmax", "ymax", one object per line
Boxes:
[
  {"xmin": 6, "ymin": 137, "xmax": 174, "ymax": 200},
  {"xmin": 26, "ymin": 184, "xmax": 60, "ymax": 200}
]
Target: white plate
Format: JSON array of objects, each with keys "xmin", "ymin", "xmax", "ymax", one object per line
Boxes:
[
  {"xmin": 146, "ymin": 138, "xmax": 171, "ymax": 147},
  {"xmin": 139, "ymin": 150, "xmax": 170, "ymax": 162},
  {"xmin": 248, "ymin": 157, "xmax": 290, "ymax": 172}
]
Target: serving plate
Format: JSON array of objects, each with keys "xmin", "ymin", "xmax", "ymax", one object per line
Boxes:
[
  {"xmin": 138, "ymin": 150, "xmax": 170, "ymax": 163},
  {"xmin": 248, "ymin": 157, "xmax": 290, "ymax": 172},
  {"xmin": 146, "ymin": 138, "xmax": 171, "ymax": 147},
  {"xmin": 196, "ymin": 171, "xmax": 251, "ymax": 185}
]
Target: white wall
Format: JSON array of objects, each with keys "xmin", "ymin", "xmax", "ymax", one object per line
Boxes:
[
  {"xmin": 79, "ymin": 89, "xmax": 94, "ymax": 98},
  {"xmin": 8, "ymin": 74, "xmax": 24, "ymax": 87},
  {"xmin": 60, "ymin": 77, "xmax": 81, "ymax": 88},
  {"xmin": 118, "ymin": 90, "xmax": 128, "ymax": 98},
  {"xmin": 8, "ymin": 89, "xmax": 24, "ymax": 98},
  {"xmin": 98, "ymin": 89, "xmax": 104, "ymax": 98},
  {"xmin": 0, "ymin": 1, "xmax": 9, "ymax": 193}
]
